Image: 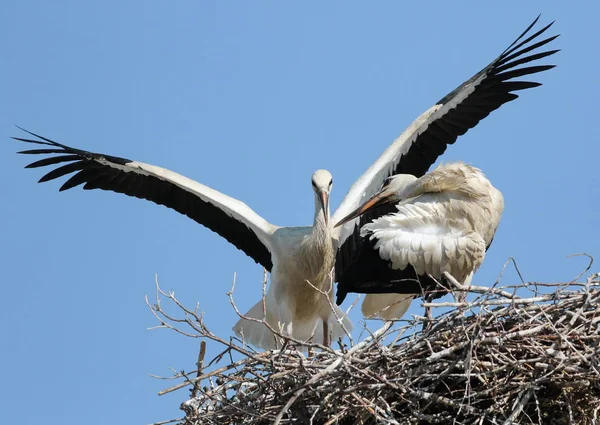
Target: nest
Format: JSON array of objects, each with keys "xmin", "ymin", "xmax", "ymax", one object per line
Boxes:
[{"xmin": 149, "ymin": 259, "xmax": 600, "ymax": 425}]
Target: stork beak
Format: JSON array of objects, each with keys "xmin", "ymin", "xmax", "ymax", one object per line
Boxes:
[
  {"xmin": 320, "ymin": 190, "xmax": 330, "ymax": 225},
  {"xmin": 334, "ymin": 189, "xmax": 393, "ymax": 228}
]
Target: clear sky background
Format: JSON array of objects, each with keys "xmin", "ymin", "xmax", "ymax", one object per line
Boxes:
[{"xmin": 1, "ymin": 2, "xmax": 598, "ymax": 424}]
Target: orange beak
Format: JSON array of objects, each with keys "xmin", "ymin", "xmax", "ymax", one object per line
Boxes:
[
  {"xmin": 334, "ymin": 191, "xmax": 391, "ymax": 228},
  {"xmin": 320, "ymin": 190, "xmax": 330, "ymax": 225}
]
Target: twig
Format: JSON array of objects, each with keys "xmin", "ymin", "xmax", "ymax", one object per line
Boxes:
[{"xmin": 146, "ymin": 255, "xmax": 600, "ymax": 425}]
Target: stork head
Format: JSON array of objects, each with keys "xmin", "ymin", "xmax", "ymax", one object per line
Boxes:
[
  {"xmin": 311, "ymin": 169, "xmax": 333, "ymax": 225},
  {"xmin": 334, "ymin": 174, "xmax": 417, "ymax": 227}
]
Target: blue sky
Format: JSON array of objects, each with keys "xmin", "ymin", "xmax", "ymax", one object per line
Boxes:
[{"xmin": 1, "ymin": 2, "xmax": 598, "ymax": 424}]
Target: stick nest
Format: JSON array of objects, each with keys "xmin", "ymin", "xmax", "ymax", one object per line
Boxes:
[{"xmin": 151, "ymin": 262, "xmax": 600, "ymax": 425}]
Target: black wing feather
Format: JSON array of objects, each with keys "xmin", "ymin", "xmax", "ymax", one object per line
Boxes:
[
  {"xmin": 18, "ymin": 148, "xmax": 67, "ymax": 155},
  {"xmin": 335, "ymin": 236, "xmax": 448, "ymax": 305},
  {"xmin": 25, "ymin": 155, "xmax": 81, "ymax": 169},
  {"xmin": 13, "ymin": 129, "xmax": 273, "ymax": 271},
  {"xmin": 39, "ymin": 162, "xmax": 88, "ymax": 183},
  {"xmin": 60, "ymin": 169, "xmax": 96, "ymax": 191}
]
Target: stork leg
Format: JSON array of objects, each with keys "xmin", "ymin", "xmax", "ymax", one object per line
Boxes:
[
  {"xmin": 423, "ymin": 292, "xmax": 435, "ymax": 332},
  {"xmin": 322, "ymin": 321, "xmax": 330, "ymax": 347}
]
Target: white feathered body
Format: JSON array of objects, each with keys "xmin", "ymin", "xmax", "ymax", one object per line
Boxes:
[
  {"xmin": 233, "ymin": 201, "xmax": 352, "ymax": 349},
  {"xmin": 361, "ymin": 162, "xmax": 504, "ymax": 319}
]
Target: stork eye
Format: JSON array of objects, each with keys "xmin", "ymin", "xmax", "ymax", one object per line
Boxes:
[{"xmin": 329, "ymin": 180, "xmax": 333, "ymax": 188}]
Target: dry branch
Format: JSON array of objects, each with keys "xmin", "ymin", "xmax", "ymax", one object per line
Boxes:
[{"xmin": 149, "ymin": 260, "xmax": 600, "ymax": 425}]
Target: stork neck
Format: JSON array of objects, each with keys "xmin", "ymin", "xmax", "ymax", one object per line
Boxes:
[
  {"xmin": 296, "ymin": 192, "xmax": 334, "ymax": 282},
  {"xmin": 312, "ymin": 194, "xmax": 331, "ymax": 238}
]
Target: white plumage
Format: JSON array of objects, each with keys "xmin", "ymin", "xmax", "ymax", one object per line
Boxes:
[
  {"xmin": 233, "ymin": 171, "xmax": 353, "ymax": 348},
  {"xmin": 336, "ymin": 162, "xmax": 504, "ymax": 319}
]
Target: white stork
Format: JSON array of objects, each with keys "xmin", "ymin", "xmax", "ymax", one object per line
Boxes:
[
  {"xmin": 11, "ymin": 17, "xmax": 557, "ymax": 349},
  {"xmin": 334, "ymin": 162, "xmax": 504, "ymax": 320}
]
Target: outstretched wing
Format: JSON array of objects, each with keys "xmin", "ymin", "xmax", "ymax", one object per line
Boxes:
[
  {"xmin": 335, "ymin": 16, "xmax": 558, "ymax": 288},
  {"xmin": 333, "ymin": 16, "xmax": 557, "ymax": 238},
  {"xmin": 13, "ymin": 128, "xmax": 278, "ymax": 270}
]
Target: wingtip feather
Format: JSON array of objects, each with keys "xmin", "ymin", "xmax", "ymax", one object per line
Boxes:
[
  {"xmin": 12, "ymin": 136, "xmax": 52, "ymax": 146},
  {"xmin": 13, "ymin": 127, "xmax": 66, "ymax": 148}
]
